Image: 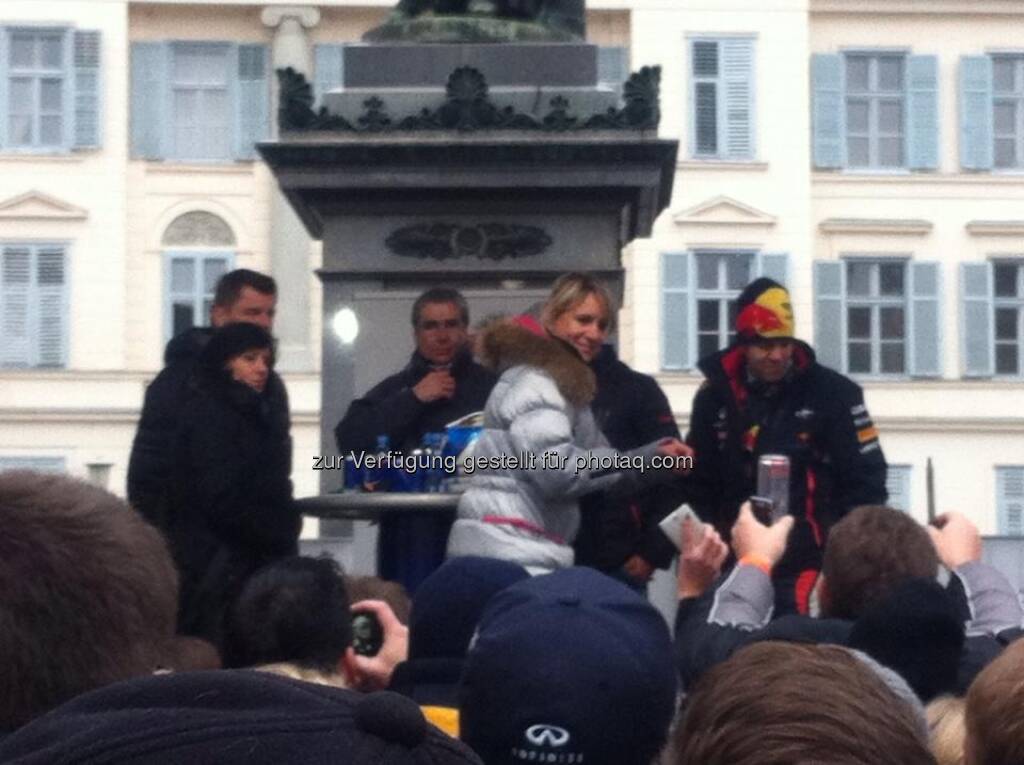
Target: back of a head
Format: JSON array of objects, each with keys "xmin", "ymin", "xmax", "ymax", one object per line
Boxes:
[
  {"xmin": 345, "ymin": 575, "xmax": 412, "ymax": 625},
  {"xmin": 822, "ymin": 504, "xmax": 939, "ymax": 620},
  {"xmin": 0, "ymin": 471, "xmax": 179, "ymax": 730},
  {"xmin": 0, "ymin": 671, "xmax": 483, "ymax": 765},
  {"xmin": 965, "ymin": 638, "xmax": 1024, "ymax": 765},
  {"xmin": 671, "ymin": 642, "xmax": 935, "ymax": 765},
  {"xmin": 223, "ymin": 556, "xmax": 352, "ymax": 673},
  {"xmin": 459, "ymin": 567, "xmax": 677, "ymax": 765},
  {"xmin": 408, "ymin": 556, "xmax": 529, "ymax": 660},
  {"xmin": 927, "ymin": 696, "xmax": 966, "ymax": 765},
  {"xmin": 213, "ymin": 268, "xmax": 276, "ymax": 307}
]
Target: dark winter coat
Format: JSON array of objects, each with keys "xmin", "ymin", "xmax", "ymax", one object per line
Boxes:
[
  {"xmin": 686, "ymin": 342, "xmax": 888, "ymax": 612},
  {"xmin": 128, "ymin": 327, "xmax": 289, "ymax": 528},
  {"xmin": 574, "ymin": 345, "xmax": 683, "ymax": 573},
  {"xmin": 334, "ymin": 348, "xmax": 496, "ymax": 456},
  {"xmin": 167, "ymin": 367, "xmax": 299, "ymax": 645}
]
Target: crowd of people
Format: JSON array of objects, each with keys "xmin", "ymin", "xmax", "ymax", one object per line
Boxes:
[{"xmin": 1, "ymin": 267, "xmax": 1022, "ymax": 764}]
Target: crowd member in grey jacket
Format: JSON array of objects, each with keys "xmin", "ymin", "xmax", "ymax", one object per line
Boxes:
[{"xmin": 446, "ymin": 315, "xmax": 693, "ymax": 573}]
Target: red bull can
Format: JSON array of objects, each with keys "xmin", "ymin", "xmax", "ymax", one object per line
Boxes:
[{"xmin": 756, "ymin": 454, "xmax": 790, "ymax": 523}]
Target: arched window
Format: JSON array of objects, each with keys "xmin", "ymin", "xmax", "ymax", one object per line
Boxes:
[{"xmin": 161, "ymin": 211, "xmax": 236, "ymax": 341}]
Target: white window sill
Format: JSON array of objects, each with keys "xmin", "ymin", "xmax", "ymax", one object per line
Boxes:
[
  {"xmin": 141, "ymin": 161, "xmax": 258, "ymax": 176},
  {"xmin": 679, "ymin": 159, "xmax": 768, "ymax": 171},
  {"xmin": 0, "ymin": 152, "xmax": 84, "ymax": 163}
]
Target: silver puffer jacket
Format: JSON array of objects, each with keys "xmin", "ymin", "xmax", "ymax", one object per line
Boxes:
[{"xmin": 446, "ymin": 322, "xmax": 667, "ymax": 574}]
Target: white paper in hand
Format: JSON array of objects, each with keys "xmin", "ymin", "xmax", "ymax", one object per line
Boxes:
[{"xmin": 659, "ymin": 504, "xmax": 706, "ymax": 552}]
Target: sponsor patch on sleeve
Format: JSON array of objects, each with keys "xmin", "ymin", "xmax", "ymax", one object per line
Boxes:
[{"xmin": 857, "ymin": 425, "xmax": 879, "ymax": 444}]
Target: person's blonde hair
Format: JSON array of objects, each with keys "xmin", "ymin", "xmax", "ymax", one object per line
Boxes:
[
  {"xmin": 926, "ymin": 695, "xmax": 966, "ymax": 765},
  {"xmin": 542, "ymin": 272, "xmax": 615, "ymax": 332}
]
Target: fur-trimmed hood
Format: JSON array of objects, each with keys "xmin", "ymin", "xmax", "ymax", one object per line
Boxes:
[{"xmin": 477, "ymin": 322, "xmax": 595, "ymax": 408}]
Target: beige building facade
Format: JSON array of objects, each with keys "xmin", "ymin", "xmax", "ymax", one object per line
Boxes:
[{"xmin": 1, "ymin": 0, "xmax": 1022, "ymax": 539}]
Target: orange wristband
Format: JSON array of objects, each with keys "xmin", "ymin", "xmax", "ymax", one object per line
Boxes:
[{"xmin": 739, "ymin": 553, "xmax": 772, "ymax": 575}]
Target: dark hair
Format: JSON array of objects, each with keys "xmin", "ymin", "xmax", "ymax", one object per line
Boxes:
[
  {"xmin": 411, "ymin": 287, "xmax": 469, "ymax": 327},
  {"xmin": 213, "ymin": 269, "xmax": 277, "ymax": 308},
  {"xmin": 822, "ymin": 505, "xmax": 939, "ymax": 620},
  {"xmin": 199, "ymin": 323, "xmax": 275, "ymax": 381},
  {"xmin": 344, "ymin": 576, "xmax": 411, "ymax": 624},
  {"xmin": 0, "ymin": 471, "xmax": 179, "ymax": 729},
  {"xmin": 671, "ymin": 642, "xmax": 934, "ymax": 765},
  {"xmin": 223, "ymin": 556, "xmax": 353, "ymax": 673},
  {"xmin": 965, "ymin": 638, "xmax": 1024, "ymax": 765}
]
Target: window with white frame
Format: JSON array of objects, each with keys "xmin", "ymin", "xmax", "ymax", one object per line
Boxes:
[
  {"xmin": 1, "ymin": 27, "xmax": 101, "ymax": 152},
  {"xmin": 993, "ymin": 56, "xmax": 1024, "ymax": 169},
  {"xmin": 996, "ymin": 466, "xmax": 1024, "ymax": 536},
  {"xmin": 161, "ymin": 211, "xmax": 236, "ymax": 341},
  {"xmin": 171, "ymin": 43, "xmax": 231, "ymax": 162},
  {"xmin": 886, "ymin": 464, "xmax": 912, "ymax": 512},
  {"xmin": 845, "ymin": 54, "xmax": 905, "ymax": 168},
  {"xmin": 0, "ymin": 244, "xmax": 68, "ymax": 368},
  {"xmin": 690, "ymin": 37, "xmax": 755, "ymax": 160},
  {"xmin": 993, "ymin": 260, "xmax": 1024, "ymax": 375},
  {"xmin": 662, "ymin": 250, "xmax": 788, "ymax": 370},
  {"xmin": 814, "ymin": 259, "xmax": 941, "ymax": 378},
  {"xmin": 695, "ymin": 252, "xmax": 753, "ymax": 360},
  {"xmin": 130, "ymin": 41, "xmax": 268, "ymax": 162},
  {"xmin": 812, "ymin": 51, "xmax": 937, "ymax": 171},
  {"xmin": 845, "ymin": 259, "xmax": 908, "ymax": 375},
  {"xmin": 7, "ymin": 29, "xmax": 66, "ymax": 149}
]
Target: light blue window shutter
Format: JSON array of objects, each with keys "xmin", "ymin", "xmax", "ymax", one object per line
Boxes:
[
  {"xmin": 812, "ymin": 53, "xmax": 844, "ymax": 169},
  {"xmin": 314, "ymin": 44, "xmax": 346, "ymax": 110},
  {"xmin": 130, "ymin": 42, "xmax": 167, "ymax": 159},
  {"xmin": 996, "ymin": 467, "xmax": 1024, "ymax": 536},
  {"xmin": 35, "ymin": 248, "xmax": 67, "ymax": 367},
  {"xmin": 961, "ymin": 262, "xmax": 994, "ymax": 377},
  {"xmin": 814, "ymin": 261, "xmax": 846, "ymax": 371},
  {"xmin": 236, "ymin": 43, "xmax": 269, "ymax": 160},
  {"xmin": 757, "ymin": 252, "xmax": 789, "ymax": 286},
  {"xmin": 906, "ymin": 55, "xmax": 938, "ymax": 170},
  {"xmin": 886, "ymin": 465, "xmax": 912, "ymax": 512},
  {"xmin": 908, "ymin": 261, "xmax": 941, "ymax": 377},
  {"xmin": 0, "ymin": 28, "xmax": 7, "ymax": 149},
  {"xmin": 722, "ymin": 38, "xmax": 754, "ymax": 159},
  {"xmin": 960, "ymin": 56, "xmax": 993, "ymax": 170},
  {"xmin": 1, "ymin": 247, "xmax": 31, "ymax": 367},
  {"xmin": 73, "ymin": 30, "xmax": 102, "ymax": 149},
  {"xmin": 662, "ymin": 252, "xmax": 694, "ymax": 370}
]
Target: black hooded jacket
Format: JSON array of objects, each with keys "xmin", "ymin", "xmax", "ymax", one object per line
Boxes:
[
  {"xmin": 686, "ymin": 342, "xmax": 888, "ymax": 603},
  {"xmin": 167, "ymin": 360, "xmax": 299, "ymax": 645},
  {"xmin": 574, "ymin": 345, "xmax": 683, "ymax": 572},
  {"xmin": 127, "ymin": 327, "xmax": 289, "ymax": 527}
]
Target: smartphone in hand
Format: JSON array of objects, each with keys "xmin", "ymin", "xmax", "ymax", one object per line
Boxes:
[
  {"xmin": 659, "ymin": 504, "xmax": 706, "ymax": 552},
  {"xmin": 351, "ymin": 610, "xmax": 384, "ymax": 657}
]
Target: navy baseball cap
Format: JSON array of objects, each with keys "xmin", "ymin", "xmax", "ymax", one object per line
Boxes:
[{"xmin": 458, "ymin": 567, "xmax": 678, "ymax": 765}]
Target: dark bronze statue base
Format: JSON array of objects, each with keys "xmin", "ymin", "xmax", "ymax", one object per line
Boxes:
[{"xmin": 364, "ymin": 15, "xmax": 576, "ymax": 43}]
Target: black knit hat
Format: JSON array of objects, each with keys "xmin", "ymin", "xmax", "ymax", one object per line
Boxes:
[
  {"xmin": 0, "ymin": 670, "xmax": 483, "ymax": 764},
  {"xmin": 199, "ymin": 322, "xmax": 275, "ymax": 376}
]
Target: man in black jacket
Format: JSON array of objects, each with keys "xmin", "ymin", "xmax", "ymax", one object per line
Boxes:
[
  {"xmin": 334, "ymin": 288, "xmax": 495, "ymax": 456},
  {"xmin": 334, "ymin": 288, "xmax": 496, "ymax": 590},
  {"xmin": 685, "ymin": 277, "xmax": 888, "ymax": 615},
  {"xmin": 127, "ymin": 269, "xmax": 286, "ymax": 528}
]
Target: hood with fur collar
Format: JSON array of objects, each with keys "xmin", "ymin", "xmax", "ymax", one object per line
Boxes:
[{"xmin": 477, "ymin": 322, "xmax": 595, "ymax": 408}]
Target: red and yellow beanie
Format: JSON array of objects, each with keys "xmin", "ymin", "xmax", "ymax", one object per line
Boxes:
[{"xmin": 735, "ymin": 278, "xmax": 795, "ymax": 342}]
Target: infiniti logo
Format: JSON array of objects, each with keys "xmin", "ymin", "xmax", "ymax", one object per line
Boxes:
[{"xmin": 525, "ymin": 724, "xmax": 571, "ymax": 748}]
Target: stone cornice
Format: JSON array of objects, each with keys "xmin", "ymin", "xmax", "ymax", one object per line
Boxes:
[
  {"xmin": 819, "ymin": 217, "xmax": 932, "ymax": 235},
  {"xmin": 261, "ymin": 5, "xmax": 321, "ymax": 29},
  {"xmin": 966, "ymin": 220, "xmax": 1024, "ymax": 236}
]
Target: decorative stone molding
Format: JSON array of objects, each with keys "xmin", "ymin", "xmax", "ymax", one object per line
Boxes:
[
  {"xmin": 162, "ymin": 211, "xmax": 236, "ymax": 247},
  {"xmin": 260, "ymin": 6, "xmax": 321, "ymax": 29},
  {"xmin": 276, "ymin": 65, "xmax": 662, "ymax": 133},
  {"xmin": 965, "ymin": 220, "xmax": 1024, "ymax": 237},
  {"xmin": 0, "ymin": 190, "xmax": 87, "ymax": 221},
  {"xmin": 672, "ymin": 195, "xmax": 776, "ymax": 228},
  {"xmin": 385, "ymin": 222, "xmax": 552, "ymax": 260},
  {"xmin": 818, "ymin": 218, "xmax": 932, "ymax": 235}
]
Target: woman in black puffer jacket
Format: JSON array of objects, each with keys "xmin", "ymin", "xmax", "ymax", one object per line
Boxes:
[{"xmin": 168, "ymin": 323, "xmax": 299, "ymax": 647}]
